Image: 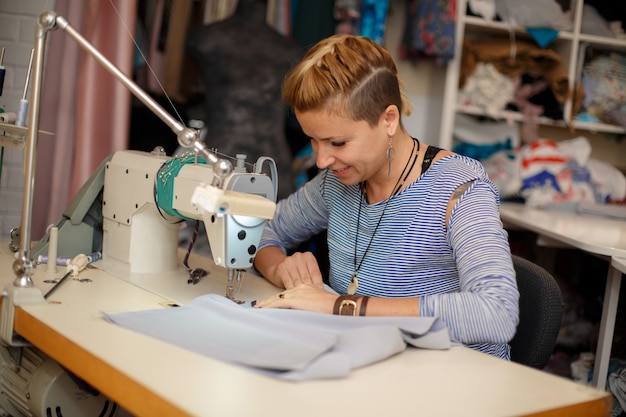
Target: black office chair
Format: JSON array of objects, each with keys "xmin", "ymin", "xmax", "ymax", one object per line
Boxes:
[{"xmin": 509, "ymin": 255, "xmax": 564, "ymax": 369}]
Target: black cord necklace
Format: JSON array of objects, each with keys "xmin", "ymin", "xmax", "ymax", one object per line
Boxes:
[{"xmin": 347, "ymin": 137, "xmax": 420, "ymax": 295}]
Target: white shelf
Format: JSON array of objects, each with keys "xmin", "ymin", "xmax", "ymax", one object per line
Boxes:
[
  {"xmin": 456, "ymin": 104, "xmax": 568, "ymax": 128},
  {"xmin": 463, "ymin": 15, "xmax": 575, "ymax": 41},
  {"xmin": 457, "ymin": 105, "xmax": 626, "ymax": 135},
  {"xmin": 578, "ymin": 33, "xmax": 626, "ymax": 50},
  {"xmin": 439, "ymin": 0, "xmax": 626, "ymax": 151},
  {"xmin": 571, "ymin": 120, "xmax": 626, "ymax": 134}
]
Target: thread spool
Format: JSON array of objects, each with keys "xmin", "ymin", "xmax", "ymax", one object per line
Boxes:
[
  {"xmin": 16, "ymin": 49, "xmax": 34, "ymax": 127},
  {"xmin": 37, "ymin": 255, "xmax": 70, "ymax": 266},
  {"xmin": 0, "ymin": 112, "xmax": 17, "ymax": 124},
  {"xmin": 16, "ymin": 99, "xmax": 29, "ymax": 127},
  {"xmin": 46, "ymin": 226, "xmax": 59, "ymax": 273}
]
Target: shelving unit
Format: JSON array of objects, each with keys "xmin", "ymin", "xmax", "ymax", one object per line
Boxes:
[{"xmin": 439, "ymin": 0, "xmax": 626, "ymax": 151}]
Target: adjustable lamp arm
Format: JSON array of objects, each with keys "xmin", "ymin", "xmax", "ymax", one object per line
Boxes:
[{"xmin": 12, "ymin": 11, "xmax": 230, "ymax": 288}]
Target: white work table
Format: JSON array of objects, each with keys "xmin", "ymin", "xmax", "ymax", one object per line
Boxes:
[
  {"xmin": 500, "ymin": 202, "xmax": 626, "ymax": 391},
  {"xmin": 499, "ymin": 202, "xmax": 626, "ymax": 258},
  {"xmin": 0, "ymin": 244, "xmax": 612, "ymax": 417}
]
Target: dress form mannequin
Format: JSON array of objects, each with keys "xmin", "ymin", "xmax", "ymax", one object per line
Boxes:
[{"xmin": 186, "ymin": 0, "xmax": 304, "ymax": 200}]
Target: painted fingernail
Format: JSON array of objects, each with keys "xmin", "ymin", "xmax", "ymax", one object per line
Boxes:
[{"xmin": 251, "ymin": 300, "xmax": 257, "ymax": 307}]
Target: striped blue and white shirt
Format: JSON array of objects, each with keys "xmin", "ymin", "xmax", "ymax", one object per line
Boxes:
[{"xmin": 259, "ymin": 154, "xmax": 519, "ymax": 359}]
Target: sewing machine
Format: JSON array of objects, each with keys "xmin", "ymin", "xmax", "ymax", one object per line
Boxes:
[
  {"xmin": 99, "ymin": 148, "xmax": 276, "ymax": 296},
  {"xmin": 0, "ymin": 147, "xmax": 277, "ymax": 417},
  {"xmin": 0, "ymin": 10, "xmax": 277, "ymax": 417}
]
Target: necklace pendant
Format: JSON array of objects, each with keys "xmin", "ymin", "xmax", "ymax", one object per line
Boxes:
[{"xmin": 347, "ymin": 272, "xmax": 358, "ymax": 295}]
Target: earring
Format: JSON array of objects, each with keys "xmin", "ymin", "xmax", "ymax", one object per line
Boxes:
[{"xmin": 386, "ymin": 136, "xmax": 395, "ymax": 176}]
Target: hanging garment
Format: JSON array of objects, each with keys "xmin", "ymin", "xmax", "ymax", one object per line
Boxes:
[
  {"xmin": 400, "ymin": 0, "xmax": 456, "ymax": 65},
  {"xmin": 334, "ymin": 0, "xmax": 389, "ymax": 45}
]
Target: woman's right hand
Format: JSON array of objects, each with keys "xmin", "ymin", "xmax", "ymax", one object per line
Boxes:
[{"xmin": 273, "ymin": 251, "xmax": 324, "ymax": 289}]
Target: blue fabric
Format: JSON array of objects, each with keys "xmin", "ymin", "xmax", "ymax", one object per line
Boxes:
[
  {"xmin": 103, "ymin": 294, "xmax": 452, "ymax": 381},
  {"xmin": 526, "ymin": 28, "xmax": 559, "ymax": 48},
  {"xmin": 454, "ymin": 138, "xmax": 514, "ymax": 161},
  {"xmin": 359, "ymin": 0, "xmax": 389, "ymax": 45},
  {"xmin": 522, "ymin": 169, "xmax": 563, "ymax": 193}
]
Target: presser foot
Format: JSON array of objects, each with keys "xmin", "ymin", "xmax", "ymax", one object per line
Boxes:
[
  {"xmin": 225, "ymin": 286, "xmax": 245, "ymax": 304},
  {"xmin": 225, "ymin": 268, "xmax": 245, "ymax": 304}
]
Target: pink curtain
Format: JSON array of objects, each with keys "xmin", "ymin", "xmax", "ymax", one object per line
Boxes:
[{"xmin": 33, "ymin": 0, "xmax": 137, "ymax": 239}]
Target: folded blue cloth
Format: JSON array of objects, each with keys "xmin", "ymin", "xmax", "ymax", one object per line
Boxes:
[
  {"xmin": 526, "ymin": 27, "xmax": 559, "ymax": 48},
  {"xmin": 103, "ymin": 294, "xmax": 452, "ymax": 381}
]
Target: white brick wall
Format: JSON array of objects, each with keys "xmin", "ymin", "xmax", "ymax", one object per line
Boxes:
[{"xmin": 0, "ymin": 0, "xmax": 55, "ymax": 239}]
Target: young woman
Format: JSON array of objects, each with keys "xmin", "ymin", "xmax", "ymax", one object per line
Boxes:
[{"xmin": 252, "ymin": 34, "xmax": 519, "ymax": 359}]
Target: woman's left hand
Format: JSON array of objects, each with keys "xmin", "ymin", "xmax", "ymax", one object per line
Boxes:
[{"xmin": 252, "ymin": 283, "xmax": 337, "ymax": 314}]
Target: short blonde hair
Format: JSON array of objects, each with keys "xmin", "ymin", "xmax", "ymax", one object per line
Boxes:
[{"xmin": 282, "ymin": 34, "xmax": 412, "ymax": 127}]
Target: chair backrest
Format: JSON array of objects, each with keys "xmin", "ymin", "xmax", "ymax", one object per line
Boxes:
[{"xmin": 509, "ymin": 255, "xmax": 563, "ymax": 369}]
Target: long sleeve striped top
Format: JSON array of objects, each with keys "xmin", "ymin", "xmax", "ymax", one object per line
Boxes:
[{"xmin": 259, "ymin": 154, "xmax": 520, "ymax": 359}]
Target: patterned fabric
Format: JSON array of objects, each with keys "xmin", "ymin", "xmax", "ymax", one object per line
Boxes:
[
  {"xmin": 581, "ymin": 52, "xmax": 626, "ymax": 122},
  {"xmin": 400, "ymin": 0, "xmax": 456, "ymax": 65},
  {"xmin": 260, "ymin": 154, "xmax": 519, "ymax": 359},
  {"xmin": 483, "ymin": 137, "xmax": 626, "ymax": 203},
  {"xmin": 334, "ymin": 0, "xmax": 390, "ymax": 45}
]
